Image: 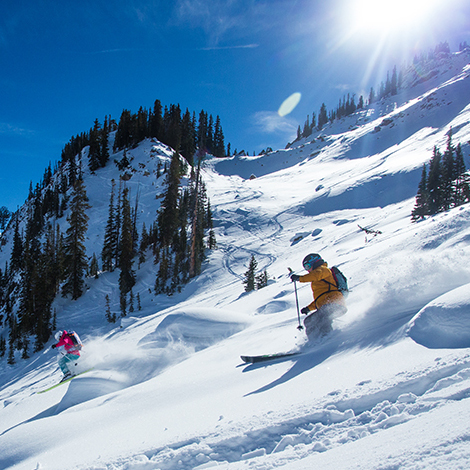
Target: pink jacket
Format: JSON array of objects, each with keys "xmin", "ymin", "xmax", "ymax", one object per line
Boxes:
[{"xmin": 55, "ymin": 331, "xmax": 81, "ymax": 356}]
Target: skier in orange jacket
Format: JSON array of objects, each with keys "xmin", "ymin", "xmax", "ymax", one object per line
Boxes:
[{"xmin": 290, "ymin": 253, "xmax": 347, "ymax": 339}]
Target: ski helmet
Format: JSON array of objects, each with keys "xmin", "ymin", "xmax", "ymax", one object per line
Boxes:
[
  {"xmin": 302, "ymin": 253, "xmax": 324, "ymax": 271},
  {"xmin": 55, "ymin": 330, "xmax": 63, "ymax": 341}
]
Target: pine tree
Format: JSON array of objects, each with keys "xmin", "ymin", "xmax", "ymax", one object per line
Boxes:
[
  {"xmin": 105, "ymin": 294, "xmax": 116, "ymax": 323},
  {"xmin": 88, "ymin": 118, "xmax": 101, "ymax": 172},
  {"xmin": 189, "ymin": 159, "xmax": 202, "ymax": 278},
  {"xmin": 119, "ymin": 187, "xmax": 136, "ymax": 301},
  {"xmin": 165, "ymin": 104, "xmax": 182, "ymax": 152},
  {"xmin": 99, "ymin": 115, "xmax": 110, "ymax": 167},
  {"xmin": 197, "ymin": 111, "xmax": 208, "ymax": 150},
  {"xmin": 89, "ymin": 253, "xmax": 99, "ymax": 278},
  {"xmin": 155, "ymin": 248, "xmax": 170, "ymax": 294},
  {"xmin": 256, "ymin": 270, "xmax": 268, "ymax": 289},
  {"xmin": 0, "ymin": 205, "xmax": 11, "ymax": 231},
  {"xmin": 114, "ymin": 109, "xmax": 133, "ymax": 151},
  {"xmin": 391, "ymin": 66, "xmax": 398, "ymax": 95},
  {"xmin": 207, "ymin": 229, "xmax": 216, "ymax": 249},
  {"xmin": 411, "ymin": 164, "xmax": 429, "ymax": 221},
  {"xmin": 62, "ymin": 178, "xmax": 90, "ymax": 300},
  {"xmin": 206, "ymin": 114, "xmax": 214, "ymax": 153},
  {"xmin": 33, "ymin": 223, "xmax": 61, "ymax": 349},
  {"xmin": 427, "ymin": 146, "xmax": 443, "ymax": 214},
  {"xmin": 149, "ymin": 99, "xmax": 164, "ymax": 141},
  {"xmin": 21, "ymin": 335, "xmax": 29, "ymax": 359},
  {"xmin": 68, "ymin": 153, "xmax": 78, "ymax": 188},
  {"xmin": 135, "ymin": 106, "xmax": 148, "ymax": 144},
  {"xmin": 7, "ymin": 341, "xmax": 15, "ymax": 364},
  {"xmin": 441, "ymin": 130, "xmax": 456, "ymax": 211},
  {"xmin": 213, "ymin": 115, "xmax": 225, "ymax": 157},
  {"xmin": 138, "ymin": 222, "xmax": 149, "ymax": 266},
  {"xmin": 158, "ymin": 152, "xmax": 181, "ymax": 247},
  {"xmin": 0, "ymin": 336, "xmax": 6, "ymax": 357},
  {"xmin": 10, "ymin": 215, "xmax": 23, "ymax": 272},
  {"xmin": 454, "ymin": 143, "xmax": 469, "ymax": 206},
  {"xmin": 318, "ymin": 103, "xmax": 328, "ymax": 130},
  {"xmin": 18, "ymin": 234, "xmax": 39, "ymax": 335},
  {"xmin": 180, "ymin": 108, "xmax": 196, "ymax": 165},
  {"xmin": 102, "ymin": 180, "xmax": 118, "ymax": 271},
  {"xmin": 243, "ymin": 255, "xmax": 258, "ymax": 292}
]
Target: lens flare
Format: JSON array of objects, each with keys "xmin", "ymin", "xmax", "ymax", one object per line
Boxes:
[{"xmin": 278, "ymin": 92, "xmax": 301, "ymax": 117}]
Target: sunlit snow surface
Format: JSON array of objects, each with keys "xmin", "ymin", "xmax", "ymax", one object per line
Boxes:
[{"xmin": 1, "ymin": 50, "xmax": 470, "ymax": 469}]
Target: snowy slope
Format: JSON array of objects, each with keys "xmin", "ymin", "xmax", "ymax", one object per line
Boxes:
[{"xmin": 1, "ymin": 50, "xmax": 470, "ymax": 470}]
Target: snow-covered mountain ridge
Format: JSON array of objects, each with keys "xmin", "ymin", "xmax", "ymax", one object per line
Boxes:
[{"xmin": 1, "ymin": 50, "xmax": 470, "ymax": 469}]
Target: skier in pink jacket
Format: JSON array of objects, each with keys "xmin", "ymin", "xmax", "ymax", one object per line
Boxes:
[{"xmin": 52, "ymin": 330, "xmax": 82, "ymax": 382}]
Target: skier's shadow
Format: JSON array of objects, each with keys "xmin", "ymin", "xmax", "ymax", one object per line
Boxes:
[{"xmin": 242, "ymin": 339, "xmax": 338, "ymax": 396}]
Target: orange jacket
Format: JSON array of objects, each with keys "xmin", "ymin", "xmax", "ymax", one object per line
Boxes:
[{"xmin": 298, "ymin": 263, "xmax": 345, "ymax": 312}]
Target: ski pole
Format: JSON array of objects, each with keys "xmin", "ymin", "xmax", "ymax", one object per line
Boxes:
[{"xmin": 288, "ymin": 268, "xmax": 303, "ymax": 331}]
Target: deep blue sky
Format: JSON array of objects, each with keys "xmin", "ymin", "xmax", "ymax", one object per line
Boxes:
[{"xmin": 1, "ymin": 0, "xmax": 469, "ymax": 211}]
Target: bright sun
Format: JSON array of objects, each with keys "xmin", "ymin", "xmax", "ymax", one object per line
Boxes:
[{"xmin": 351, "ymin": 0, "xmax": 439, "ymax": 36}]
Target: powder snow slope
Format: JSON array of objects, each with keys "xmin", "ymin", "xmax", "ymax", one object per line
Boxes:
[{"xmin": 1, "ymin": 50, "xmax": 470, "ymax": 470}]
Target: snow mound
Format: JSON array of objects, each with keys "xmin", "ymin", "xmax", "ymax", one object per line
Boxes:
[
  {"xmin": 138, "ymin": 308, "xmax": 249, "ymax": 351},
  {"xmin": 55, "ymin": 373, "xmax": 124, "ymax": 413},
  {"xmin": 407, "ymin": 283, "xmax": 470, "ymax": 348}
]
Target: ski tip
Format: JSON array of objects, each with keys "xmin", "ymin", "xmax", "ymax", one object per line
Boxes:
[{"xmin": 240, "ymin": 355, "xmax": 254, "ymax": 363}]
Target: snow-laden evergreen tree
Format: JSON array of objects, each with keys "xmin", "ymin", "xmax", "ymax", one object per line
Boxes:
[
  {"xmin": 317, "ymin": 103, "xmax": 328, "ymax": 130},
  {"xmin": 89, "ymin": 253, "xmax": 99, "ymax": 279},
  {"xmin": 62, "ymin": 177, "xmax": 90, "ymax": 300},
  {"xmin": 102, "ymin": 179, "xmax": 118, "ymax": 272},
  {"xmin": 119, "ymin": 187, "xmax": 136, "ymax": 312},
  {"xmin": 158, "ymin": 152, "xmax": 182, "ymax": 247},
  {"xmin": 441, "ymin": 130, "xmax": 456, "ymax": 211},
  {"xmin": 453, "ymin": 143, "xmax": 469, "ymax": 206},
  {"xmin": 88, "ymin": 118, "xmax": 102, "ymax": 172},
  {"xmin": 10, "ymin": 215, "xmax": 23, "ymax": 272},
  {"xmin": 0, "ymin": 206, "xmax": 11, "ymax": 231},
  {"xmin": 165, "ymin": 104, "xmax": 182, "ymax": 154},
  {"xmin": 213, "ymin": 115, "xmax": 225, "ymax": 157},
  {"xmin": 411, "ymin": 164, "xmax": 429, "ymax": 221},
  {"xmin": 243, "ymin": 255, "xmax": 258, "ymax": 292},
  {"xmin": 256, "ymin": 270, "xmax": 268, "ymax": 289},
  {"xmin": 427, "ymin": 146, "xmax": 443, "ymax": 214},
  {"xmin": 412, "ymin": 133, "xmax": 469, "ymax": 221},
  {"xmin": 149, "ymin": 99, "xmax": 164, "ymax": 142},
  {"xmin": 180, "ymin": 108, "xmax": 196, "ymax": 165},
  {"xmin": 100, "ymin": 115, "xmax": 110, "ymax": 168}
]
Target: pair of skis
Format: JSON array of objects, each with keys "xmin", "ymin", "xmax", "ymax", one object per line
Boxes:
[
  {"xmin": 240, "ymin": 352, "xmax": 300, "ymax": 364},
  {"xmin": 37, "ymin": 368, "xmax": 94, "ymax": 394}
]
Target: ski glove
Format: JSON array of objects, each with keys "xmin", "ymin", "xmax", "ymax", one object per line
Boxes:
[
  {"xmin": 290, "ymin": 274, "xmax": 300, "ymax": 282},
  {"xmin": 301, "ymin": 306, "xmax": 310, "ymax": 315},
  {"xmin": 52, "ymin": 344, "xmax": 57, "ymax": 349}
]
